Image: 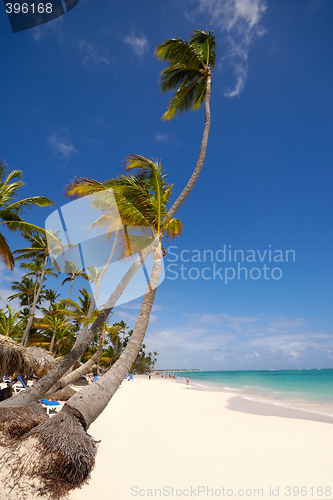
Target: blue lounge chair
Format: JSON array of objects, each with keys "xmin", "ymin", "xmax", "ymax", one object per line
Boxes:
[
  {"xmin": 92, "ymin": 375, "xmax": 99, "ymax": 382},
  {"xmin": 13, "ymin": 375, "xmax": 28, "ymax": 394},
  {"xmin": 40, "ymin": 398, "xmax": 61, "ymax": 415},
  {"xmin": 4, "ymin": 376, "xmax": 13, "ymax": 385},
  {"xmin": 129, "ymin": 374, "xmax": 133, "ymax": 381}
]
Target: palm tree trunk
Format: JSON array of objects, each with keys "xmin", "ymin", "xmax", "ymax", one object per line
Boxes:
[
  {"xmin": 0, "ymin": 241, "xmax": 156, "ymax": 408},
  {"xmin": 168, "ymin": 75, "xmax": 211, "ymax": 220},
  {"xmin": 68, "ymin": 276, "xmax": 74, "ymax": 300},
  {"xmin": 73, "ymin": 231, "xmax": 118, "ymax": 348},
  {"xmin": 21, "ymin": 255, "xmax": 48, "ymax": 347},
  {"xmin": 49, "ymin": 331, "xmax": 56, "ymax": 354},
  {"xmin": 46, "ymin": 332, "xmax": 106, "ymax": 394},
  {"xmin": 60, "ymin": 255, "xmax": 161, "ymax": 429}
]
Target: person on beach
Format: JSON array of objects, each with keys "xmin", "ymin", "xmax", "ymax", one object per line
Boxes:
[{"xmin": 185, "ymin": 377, "xmax": 189, "ymax": 386}]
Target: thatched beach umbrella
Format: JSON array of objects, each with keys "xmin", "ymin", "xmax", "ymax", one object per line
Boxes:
[
  {"xmin": 0, "ymin": 335, "xmax": 36, "ymax": 378},
  {"xmin": 26, "ymin": 346, "xmax": 56, "ymax": 374},
  {"xmin": 0, "ymin": 337, "xmax": 57, "ymax": 379}
]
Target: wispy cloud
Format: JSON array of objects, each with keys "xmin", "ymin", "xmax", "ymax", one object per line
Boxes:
[
  {"xmin": 47, "ymin": 134, "xmax": 78, "ymax": 159},
  {"xmin": 76, "ymin": 39, "xmax": 110, "ymax": 67},
  {"xmin": 92, "ymin": 117, "xmax": 111, "ymax": 130},
  {"xmin": 145, "ymin": 312, "xmax": 333, "ymax": 369},
  {"xmin": 32, "ymin": 16, "xmax": 64, "ymax": 41},
  {"xmin": 123, "ymin": 33, "xmax": 149, "ymax": 57},
  {"xmin": 155, "ymin": 133, "xmax": 168, "ymax": 143},
  {"xmin": 190, "ymin": 0, "xmax": 267, "ymax": 97}
]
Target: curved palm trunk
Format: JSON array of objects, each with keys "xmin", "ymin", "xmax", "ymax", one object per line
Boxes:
[
  {"xmin": 0, "ymin": 242, "xmax": 155, "ymax": 407},
  {"xmin": 168, "ymin": 75, "xmax": 211, "ymax": 220},
  {"xmin": 21, "ymin": 255, "xmax": 48, "ymax": 347},
  {"xmin": 61, "ymin": 256, "xmax": 161, "ymax": 429},
  {"xmin": 46, "ymin": 331, "xmax": 106, "ymax": 394}
]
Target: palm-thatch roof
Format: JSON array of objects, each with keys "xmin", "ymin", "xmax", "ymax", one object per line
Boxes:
[
  {"xmin": 27, "ymin": 346, "xmax": 56, "ymax": 371},
  {"xmin": 0, "ymin": 335, "xmax": 36, "ymax": 377},
  {"xmin": 0, "ymin": 336, "xmax": 56, "ymax": 377}
]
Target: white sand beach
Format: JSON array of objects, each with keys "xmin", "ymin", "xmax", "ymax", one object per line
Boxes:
[{"xmin": 68, "ymin": 375, "xmax": 333, "ymax": 500}]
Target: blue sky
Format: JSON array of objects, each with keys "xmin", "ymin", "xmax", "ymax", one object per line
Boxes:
[{"xmin": 1, "ymin": 0, "xmax": 333, "ymax": 370}]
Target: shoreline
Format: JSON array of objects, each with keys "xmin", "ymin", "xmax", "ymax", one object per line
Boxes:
[{"xmin": 161, "ymin": 373, "xmax": 333, "ymax": 422}]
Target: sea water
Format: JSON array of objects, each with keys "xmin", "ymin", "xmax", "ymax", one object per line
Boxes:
[{"xmin": 172, "ymin": 369, "xmax": 333, "ymax": 417}]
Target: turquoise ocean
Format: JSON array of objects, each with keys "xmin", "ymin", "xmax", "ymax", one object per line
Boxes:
[{"xmin": 171, "ymin": 369, "xmax": 333, "ymax": 417}]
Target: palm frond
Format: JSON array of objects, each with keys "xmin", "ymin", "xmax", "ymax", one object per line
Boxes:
[
  {"xmin": 155, "ymin": 38, "xmax": 203, "ymax": 69},
  {"xmin": 190, "ymin": 30, "xmax": 217, "ymax": 68},
  {"xmin": 162, "ymin": 77, "xmax": 205, "ymax": 120},
  {"xmin": 0, "ymin": 232, "xmax": 15, "ymax": 269},
  {"xmin": 6, "ymin": 196, "xmax": 53, "ymax": 214}
]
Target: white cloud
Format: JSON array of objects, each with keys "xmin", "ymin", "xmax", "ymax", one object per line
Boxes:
[
  {"xmin": 47, "ymin": 134, "xmax": 78, "ymax": 159},
  {"xmin": 192, "ymin": 0, "xmax": 267, "ymax": 97},
  {"xmin": 123, "ymin": 33, "xmax": 149, "ymax": 57},
  {"xmin": 76, "ymin": 40, "xmax": 110, "ymax": 67},
  {"xmin": 155, "ymin": 133, "xmax": 168, "ymax": 143},
  {"xmin": 145, "ymin": 311, "xmax": 333, "ymax": 370}
]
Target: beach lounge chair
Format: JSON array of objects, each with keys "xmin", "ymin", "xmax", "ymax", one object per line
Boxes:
[
  {"xmin": 92, "ymin": 375, "xmax": 99, "ymax": 382},
  {"xmin": 40, "ymin": 398, "xmax": 61, "ymax": 415},
  {"xmin": 129, "ymin": 374, "xmax": 133, "ymax": 381},
  {"xmin": 13, "ymin": 375, "xmax": 28, "ymax": 394},
  {"xmin": 4, "ymin": 376, "xmax": 13, "ymax": 385}
]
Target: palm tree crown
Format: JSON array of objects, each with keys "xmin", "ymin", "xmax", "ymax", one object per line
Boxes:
[
  {"xmin": 64, "ymin": 154, "xmax": 183, "ymax": 251},
  {"xmin": 155, "ymin": 30, "xmax": 216, "ymax": 120},
  {"xmin": 0, "ymin": 160, "xmax": 53, "ymax": 269}
]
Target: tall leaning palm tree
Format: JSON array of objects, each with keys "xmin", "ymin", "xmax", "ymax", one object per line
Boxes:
[
  {"xmin": 0, "ymin": 160, "xmax": 53, "ymax": 270},
  {"xmin": 155, "ymin": 30, "xmax": 217, "ymax": 219}
]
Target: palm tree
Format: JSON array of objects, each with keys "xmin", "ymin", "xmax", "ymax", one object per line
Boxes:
[
  {"xmin": 0, "ymin": 160, "xmax": 53, "ymax": 270},
  {"xmin": 155, "ymin": 30, "xmax": 217, "ymax": 219},
  {"xmin": 0, "ymin": 305, "xmax": 22, "ymax": 339},
  {"xmin": 8, "ymin": 276, "xmax": 36, "ymax": 309},
  {"xmin": 32, "ymin": 313, "xmax": 73, "ymax": 354},
  {"xmin": 18, "ymin": 256, "xmax": 58, "ymax": 346},
  {"xmin": 43, "ymin": 288, "xmax": 61, "ymax": 307},
  {"xmin": 44, "ymin": 156, "xmax": 180, "ymax": 407},
  {"xmin": 61, "ymin": 260, "xmax": 89, "ymax": 299},
  {"xmin": 57, "ymin": 287, "xmax": 101, "ymax": 333}
]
